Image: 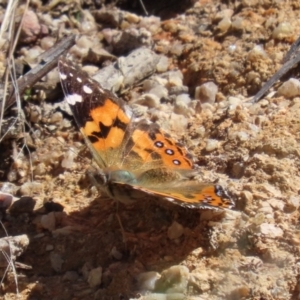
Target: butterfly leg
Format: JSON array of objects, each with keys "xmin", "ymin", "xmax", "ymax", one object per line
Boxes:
[
  {"xmin": 86, "ymin": 166, "xmax": 108, "ymax": 195},
  {"xmin": 87, "ymin": 166, "xmax": 129, "ymax": 246},
  {"xmin": 114, "ymin": 201, "xmax": 128, "ymax": 248}
]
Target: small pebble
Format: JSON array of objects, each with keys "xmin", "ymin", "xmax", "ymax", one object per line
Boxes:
[
  {"xmin": 170, "ymin": 43, "xmax": 184, "ymax": 56},
  {"xmin": 0, "ymin": 192, "xmax": 14, "ymax": 210},
  {"xmin": 167, "ymin": 221, "xmax": 184, "ymax": 240},
  {"xmin": 174, "ymin": 94, "xmax": 192, "ymax": 116},
  {"xmin": 20, "ymin": 10, "xmax": 41, "ymax": 44},
  {"xmin": 195, "ymin": 82, "xmax": 218, "ymax": 104},
  {"xmin": 247, "ymin": 45, "xmax": 267, "ymax": 61},
  {"xmin": 76, "ymin": 35, "xmax": 95, "ymax": 50},
  {"xmin": 148, "ymin": 85, "xmax": 168, "ymax": 99},
  {"xmin": 45, "ymin": 244, "xmax": 54, "ymax": 251},
  {"xmin": 34, "ymin": 163, "xmax": 47, "ymax": 176},
  {"xmin": 19, "ymin": 182, "xmax": 43, "ymax": 196},
  {"xmin": 232, "ymin": 17, "xmax": 244, "ymax": 31},
  {"xmin": 137, "ymin": 271, "xmax": 161, "ymax": 291},
  {"xmin": 52, "ymin": 226, "xmax": 74, "ymax": 236},
  {"xmin": 88, "ymin": 267, "xmax": 103, "ymax": 288},
  {"xmin": 285, "ymin": 196, "xmax": 300, "ymax": 211},
  {"xmin": 168, "ymin": 113, "xmax": 188, "ymax": 134},
  {"xmin": 236, "ymin": 131, "xmax": 249, "ymax": 142},
  {"xmin": 9, "ymin": 196, "xmax": 36, "ymax": 214},
  {"xmin": 205, "ymin": 139, "xmax": 219, "ymax": 152},
  {"xmin": 175, "ymin": 94, "xmax": 191, "ymax": 105},
  {"xmin": 169, "ymin": 86, "xmax": 189, "ymax": 95},
  {"xmin": 143, "ymin": 79, "xmax": 160, "ymax": 91},
  {"xmin": 125, "ymin": 12, "xmax": 140, "ymax": 24},
  {"xmin": 50, "ymin": 112, "xmax": 63, "ymax": 124},
  {"xmin": 217, "ymin": 16, "xmax": 231, "ymax": 33},
  {"xmin": 41, "ymin": 212, "xmax": 56, "ymax": 231},
  {"xmin": 63, "ymin": 271, "xmax": 79, "ymax": 282},
  {"xmin": 272, "ymin": 22, "xmax": 293, "ymax": 40},
  {"xmin": 40, "ymin": 36, "xmax": 55, "ymax": 50},
  {"xmin": 156, "ymin": 55, "xmax": 169, "ymax": 72},
  {"xmin": 0, "ymin": 240, "xmax": 10, "ymax": 268},
  {"xmin": 139, "ymin": 16, "xmax": 161, "ymax": 33},
  {"xmin": 165, "ymin": 70, "xmax": 183, "ymax": 87},
  {"xmin": 166, "ymin": 293, "xmax": 185, "ymax": 300},
  {"xmin": 82, "ymin": 262, "xmax": 93, "ymax": 280},
  {"xmin": 34, "ymin": 233, "xmax": 45, "ymax": 239},
  {"xmin": 259, "ymin": 223, "xmax": 283, "ymax": 238},
  {"xmin": 28, "ymin": 104, "xmax": 41, "ymax": 123},
  {"xmin": 0, "ymin": 182, "xmax": 18, "ymax": 195},
  {"xmin": 277, "ymin": 78, "xmax": 300, "ymax": 98},
  {"xmin": 0, "ymin": 235, "xmax": 29, "ymax": 267},
  {"xmin": 155, "ymin": 265, "xmax": 189, "ymax": 293},
  {"xmin": 231, "ymin": 162, "xmax": 245, "ymax": 178},
  {"xmin": 189, "ymin": 100, "xmax": 202, "ymax": 114},
  {"xmin": 228, "ymin": 96, "xmax": 242, "ymax": 106},
  {"xmin": 61, "ymin": 149, "xmax": 76, "ymax": 169},
  {"xmin": 230, "ymin": 286, "xmax": 251, "ymax": 298},
  {"xmin": 139, "ymin": 294, "xmax": 166, "ymax": 300},
  {"xmin": 50, "ymin": 252, "xmax": 64, "ymax": 272},
  {"xmin": 110, "ymin": 246, "xmax": 123, "ymax": 260},
  {"xmin": 133, "ymin": 94, "xmax": 160, "ymax": 108},
  {"xmin": 24, "ymin": 46, "xmax": 43, "ymax": 64},
  {"xmin": 79, "ymin": 10, "xmax": 97, "ymax": 33}
]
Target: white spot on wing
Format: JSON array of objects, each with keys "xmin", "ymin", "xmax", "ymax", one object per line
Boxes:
[
  {"xmin": 77, "ymin": 77, "xmax": 82, "ymax": 83},
  {"xmin": 60, "ymin": 72, "xmax": 67, "ymax": 80},
  {"xmin": 165, "ymin": 197, "xmax": 175, "ymax": 202},
  {"xmin": 66, "ymin": 93, "xmax": 83, "ymax": 105},
  {"xmin": 83, "ymin": 85, "xmax": 93, "ymax": 94},
  {"xmin": 166, "ymin": 149, "xmax": 174, "ymax": 155},
  {"xmin": 69, "ymin": 73, "xmax": 74, "ymax": 77}
]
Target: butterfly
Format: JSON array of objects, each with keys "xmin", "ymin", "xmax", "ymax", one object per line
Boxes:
[{"xmin": 58, "ymin": 57, "xmax": 234, "ymax": 209}]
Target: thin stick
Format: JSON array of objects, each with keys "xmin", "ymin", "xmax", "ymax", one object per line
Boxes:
[{"xmin": 1, "ymin": 34, "xmax": 76, "ymax": 116}]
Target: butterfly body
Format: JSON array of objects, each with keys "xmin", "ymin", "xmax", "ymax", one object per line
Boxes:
[{"xmin": 58, "ymin": 57, "xmax": 234, "ymax": 210}]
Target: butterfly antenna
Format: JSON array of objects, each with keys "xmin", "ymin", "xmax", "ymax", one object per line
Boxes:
[
  {"xmin": 115, "ymin": 201, "xmax": 127, "ymax": 248},
  {"xmin": 139, "ymin": 0, "xmax": 148, "ymax": 15}
]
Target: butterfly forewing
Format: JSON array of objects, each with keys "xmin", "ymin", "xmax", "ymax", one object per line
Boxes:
[{"xmin": 58, "ymin": 57, "xmax": 133, "ymax": 168}]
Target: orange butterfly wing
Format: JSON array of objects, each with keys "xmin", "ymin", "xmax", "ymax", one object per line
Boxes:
[
  {"xmin": 111, "ymin": 180, "xmax": 234, "ymax": 209},
  {"xmin": 59, "ymin": 57, "xmax": 193, "ymax": 171}
]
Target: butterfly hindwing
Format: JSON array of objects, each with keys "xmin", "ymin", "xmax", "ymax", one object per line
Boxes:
[{"xmin": 110, "ymin": 180, "xmax": 234, "ymax": 209}]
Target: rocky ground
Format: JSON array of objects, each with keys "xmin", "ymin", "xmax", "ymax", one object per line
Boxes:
[{"xmin": 0, "ymin": 0, "xmax": 300, "ymax": 299}]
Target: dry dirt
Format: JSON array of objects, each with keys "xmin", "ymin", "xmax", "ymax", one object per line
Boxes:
[{"xmin": 1, "ymin": 0, "xmax": 300, "ymax": 299}]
